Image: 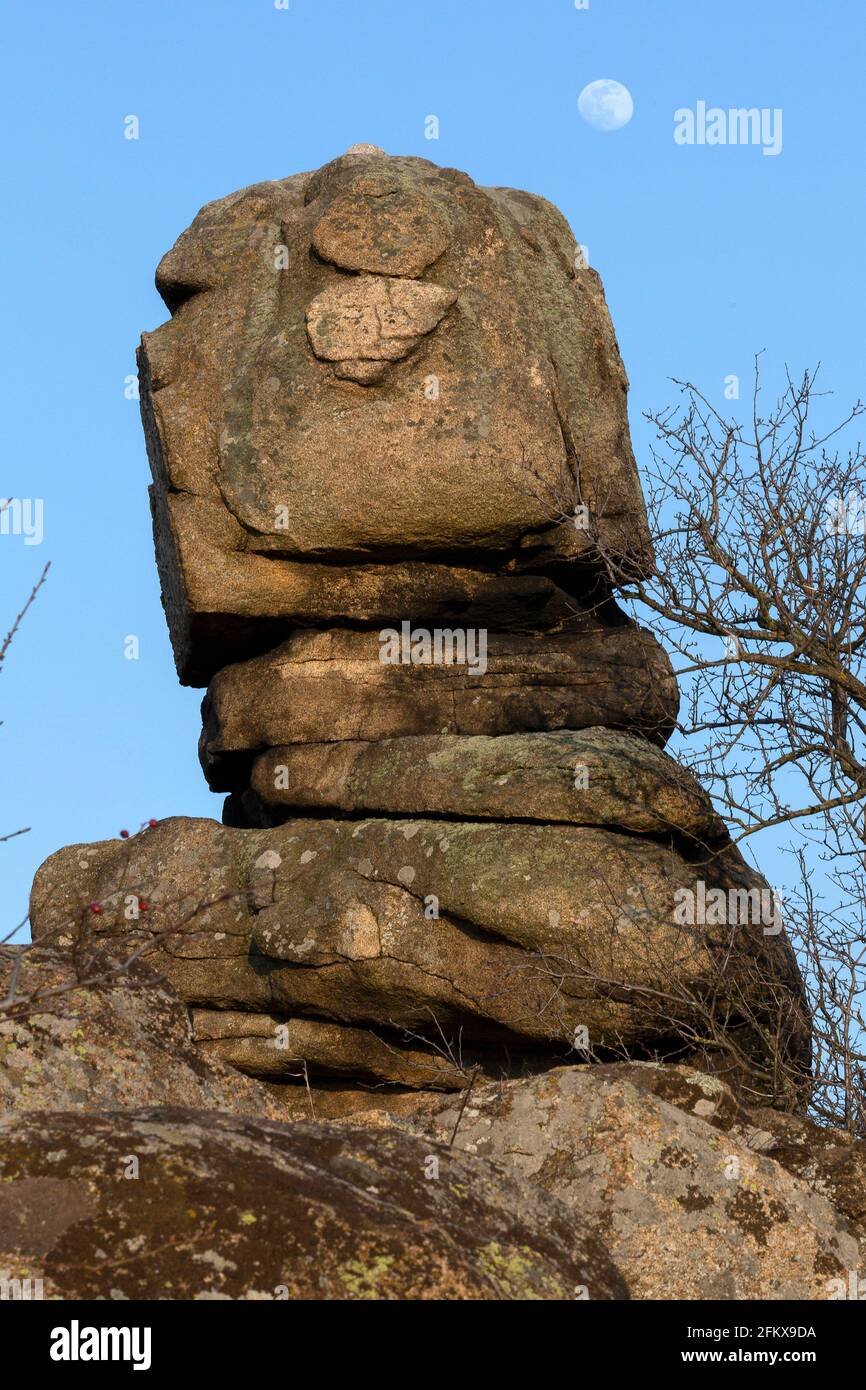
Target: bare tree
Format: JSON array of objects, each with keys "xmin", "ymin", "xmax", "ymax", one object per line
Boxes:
[
  {"xmin": 0, "ymin": 552, "xmax": 209, "ymax": 1025},
  {"xmin": 0, "ymin": 555, "xmax": 50, "ymax": 851},
  {"xmin": 542, "ymin": 360, "xmax": 866, "ymax": 1132}
]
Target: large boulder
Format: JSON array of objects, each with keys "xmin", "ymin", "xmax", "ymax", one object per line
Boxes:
[
  {"xmin": 375, "ymin": 1064, "xmax": 863, "ymax": 1300},
  {"xmin": 0, "ymin": 1107, "xmax": 628, "ymax": 1299},
  {"xmin": 139, "ymin": 146, "xmax": 652, "ymax": 683},
  {"xmin": 583, "ymin": 1061, "xmax": 866, "ymax": 1258},
  {"xmin": 246, "ymin": 726, "xmax": 726, "ymax": 834},
  {"xmin": 199, "ymin": 623, "xmax": 679, "ymax": 792},
  {"xmin": 29, "ymin": 815, "xmax": 809, "ymax": 1101},
  {"xmin": 0, "ymin": 947, "xmax": 283, "ymax": 1121}
]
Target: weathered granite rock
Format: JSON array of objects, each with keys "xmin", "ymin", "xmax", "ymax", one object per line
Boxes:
[
  {"xmin": 149, "ymin": 497, "xmax": 579, "ymax": 687},
  {"xmin": 305, "ymin": 275, "xmax": 459, "ymax": 384},
  {"xmin": 139, "ymin": 147, "xmax": 652, "ymax": 682},
  {"xmin": 587, "ymin": 1061, "xmax": 866, "ymax": 1255},
  {"xmin": 190, "ymin": 1009, "xmax": 469, "ymax": 1089},
  {"xmin": 373, "ymin": 1064, "xmax": 862, "ymax": 1300},
  {"xmin": 29, "ymin": 817, "xmax": 276, "ymax": 1012},
  {"xmin": 29, "ymin": 816, "xmax": 809, "ymax": 1098},
  {"xmin": 247, "ymin": 726, "xmax": 726, "ymax": 837},
  {"xmin": 200, "ymin": 622, "xmax": 679, "ymax": 791},
  {"xmin": 0, "ymin": 947, "xmax": 283, "ymax": 1121},
  {"xmin": 0, "ymin": 1107, "xmax": 629, "ymax": 1299},
  {"xmin": 14, "ymin": 144, "xmax": 821, "ymax": 1302}
]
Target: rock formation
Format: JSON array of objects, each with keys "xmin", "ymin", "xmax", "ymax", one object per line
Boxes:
[
  {"xmin": 4, "ymin": 951, "xmax": 863, "ymax": 1301},
  {"xmin": 30, "ymin": 145, "xmax": 808, "ymax": 1110},
  {"xmin": 0, "ymin": 1107, "xmax": 628, "ymax": 1299},
  {"xmin": 371, "ymin": 1064, "xmax": 864, "ymax": 1301},
  {"xmin": 0, "ymin": 947, "xmax": 284, "ymax": 1121},
  {"xmin": 138, "ymin": 144, "xmax": 653, "ymax": 685},
  {"xmin": 11, "ymin": 148, "xmax": 841, "ymax": 1302},
  {"xmin": 31, "ymin": 806, "xmax": 807, "ymax": 1104}
]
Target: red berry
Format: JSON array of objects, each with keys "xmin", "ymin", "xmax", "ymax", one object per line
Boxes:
[
  {"xmin": 138, "ymin": 900, "xmax": 150, "ymax": 912},
  {"xmin": 148, "ymin": 818, "xmax": 158, "ymax": 828},
  {"xmin": 120, "ymin": 829, "xmax": 130, "ymax": 839},
  {"xmin": 89, "ymin": 903, "xmax": 104, "ymax": 915}
]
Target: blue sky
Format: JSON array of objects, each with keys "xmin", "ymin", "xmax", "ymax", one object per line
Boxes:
[{"xmin": 2, "ymin": 0, "xmax": 864, "ymax": 931}]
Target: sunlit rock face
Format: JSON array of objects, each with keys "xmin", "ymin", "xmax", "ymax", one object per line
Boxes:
[
  {"xmin": 138, "ymin": 147, "xmax": 651, "ymax": 683},
  {"xmin": 114, "ymin": 147, "xmax": 811, "ymax": 1109},
  {"xmin": 11, "ymin": 149, "xmax": 825, "ymax": 1305}
]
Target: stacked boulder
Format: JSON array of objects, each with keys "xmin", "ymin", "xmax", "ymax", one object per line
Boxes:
[{"xmin": 30, "ymin": 147, "xmax": 809, "ymax": 1112}]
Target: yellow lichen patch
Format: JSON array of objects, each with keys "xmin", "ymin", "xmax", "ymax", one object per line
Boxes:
[
  {"xmin": 339, "ymin": 1255, "xmax": 395, "ymax": 1299},
  {"xmin": 477, "ymin": 1241, "xmax": 566, "ymax": 1300}
]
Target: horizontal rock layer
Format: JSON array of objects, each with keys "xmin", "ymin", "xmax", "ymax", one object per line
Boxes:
[
  {"xmin": 244, "ymin": 726, "xmax": 726, "ymax": 838},
  {"xmin": 29, "ymin": 815, "xmax": 808, "ymax": 1100},
  {"xmin": 190, "ymin": 1009, "xmax": 469, "ymax": 1089},
  {"xmin": 151, "ymin": 485, "xmax": 584, "ymax": 685},
  {"xmin": 200, "ymin": 622, "xmax": 679, "ymax": 791}
]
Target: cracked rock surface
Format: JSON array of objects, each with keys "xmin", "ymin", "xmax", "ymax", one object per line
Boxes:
[
  {"xmin": 0, "ymin": 1106, "xmax": 628, "ymax": 1299},
  {"xmin": 247, "ymin": 726, "xmax": 726, "ymax": 834},
  {"xmin": 0, "ymin": 947, "xmax": 284, "ymax": 1121},
  {"xmin": 13, "ymin": 146, "xmax": 830, "ymax": 1302},
  {"xmin": 200, "ymin": 622, "xmax": 679, "ymax": 791},
  {"xmin": 29, "ymin": 813, "xmax": 808, "ymax": 1096},
  {"xmin": 139, "ymin": 147, "xmax": 651, "ymax": 683},
  {"xmin": 359, "ymin": 1063, "xmax": 864, "ymax": 1300}
]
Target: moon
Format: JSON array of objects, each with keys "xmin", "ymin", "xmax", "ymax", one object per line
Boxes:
[{"xmin": 578, "ymin": 79, "xmax": 634, "ymax": 132}]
